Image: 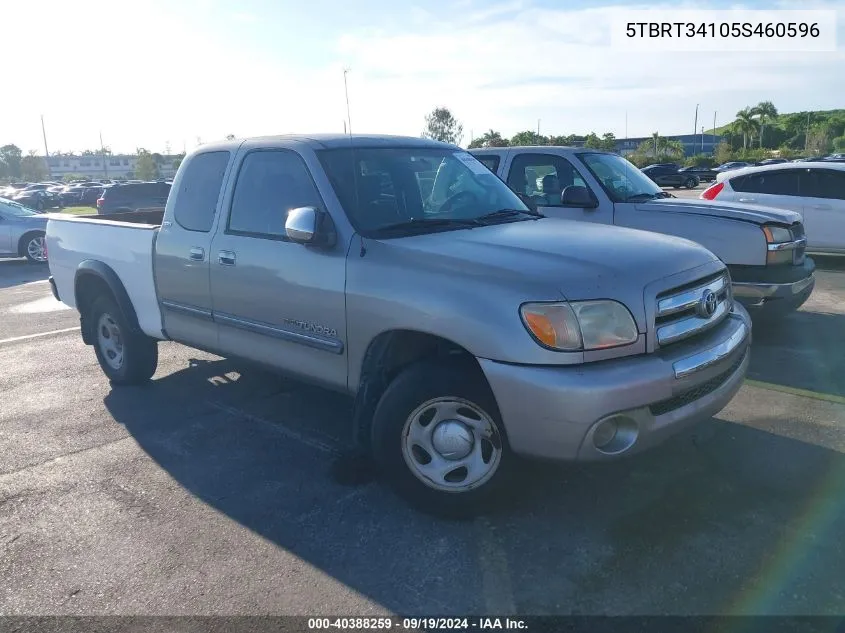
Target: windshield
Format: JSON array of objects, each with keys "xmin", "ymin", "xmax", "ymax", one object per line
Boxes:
[
  {"xmin": 578, "ymin": 152, "xmax": 663, "ymax": 203},
  {"xmin": 0, "ymin": 199, "xmax": 38, "ymax": 216},
  {"xmin": 317, "ymin": 147, "xmax": 530, "ymax": 236}
]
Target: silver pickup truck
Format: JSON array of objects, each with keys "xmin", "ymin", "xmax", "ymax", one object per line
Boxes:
[
  {"xmin": 46, "ymin": 135, "xmax": 751, "ymax": 516},
  {"xmin": 471, "ymin": 146, "xmax": 816, "ymax": 319}
]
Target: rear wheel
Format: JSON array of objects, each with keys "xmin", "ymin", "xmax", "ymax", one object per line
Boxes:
[
  {"xmin": 89, "ymin": 295, "xmax": 158, "ymax": 385},
  {"xmin": 370, "ymin": 361, "xmax": 510, "ymax": 518},
  {"xmin": 685, "ymin": 178, "xmax": 698, "ymax": 189},
  {"xmin": 21, "ymin": 232, "xmax": 47, "ymax": 264}
]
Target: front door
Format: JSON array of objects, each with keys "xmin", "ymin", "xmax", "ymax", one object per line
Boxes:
[
  {"xmin": 504, "ymin": 152, "xmax": 609, "ymax": 223},
  {"xmin": 0, "ymin": 210, "xmax": 11, "ymax": 254},
  {"xmin": 799, "ymin": 168, "xmax": 845, "ymax": 251},
  {"xmin": 154, "ymin": 150, "xmax": 232, "ymax": 350},
  {"xmin": 209, "ymin": 148, "xmax": 348, "ymax": 391}
]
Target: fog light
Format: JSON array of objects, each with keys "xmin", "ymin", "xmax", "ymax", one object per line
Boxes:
[
  {"xmin": 593, "ymin": 419, "xmax": 618, "ymax": 449},
  {"xmin": 591, "ymin": 415, "xmax": 639, "ymax": 455}
]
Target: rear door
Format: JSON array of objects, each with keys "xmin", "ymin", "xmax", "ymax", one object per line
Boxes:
[
  {"xmin": 727, "ymin": 169, "xmax": 802, "ymax": 211},
  {"xmin": 798, "ymin": 168, "xmax": 845, "ymax": 251},
  {"xmin": 209, "ymin": 147, "xmax": 348, "ymax": 390},
  {"xmin": 0, "ymin": 209, "xmax": 12, "ymax": 254},
  {"xmin": 154, "ymin": 150, "xmax": 232, "ymax": 350}
]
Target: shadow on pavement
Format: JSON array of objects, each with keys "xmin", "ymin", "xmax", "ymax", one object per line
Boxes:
[
  {"xmin": 0, "ymin": 259, "xmax": 49, "ymax": 289},
  {"xmin": 103, "ymin": 356, "xmax": 845, "ymax": 615},
  {"xmin": 749, "ymin": 310, "xmax": 845, "ymax": 398}
]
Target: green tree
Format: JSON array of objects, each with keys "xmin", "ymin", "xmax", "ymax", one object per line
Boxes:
[
  {"xmin": 714, "ymin": 141, "xmax": 733, "ymax": 164},
  {"xmin": 548, "ymin": 134, "xmax": 578, "ymax": 146},
  {"xmin": 833, "ymin": 136, "xmax": 845, "ymax": 152},
  {"xmin": 510, "ymin": 130, "xmax": 548, "ymax": 146},
  {"xmin": 0, "ymin": 144, "xmax": 23, "ymax": 180},
  {"xmin": 63, "ymin": 173, "xmax": 87, "ymax": 183},
  {"xmin": 135, "ymin": 150, "xmax": 159, "ymax": 180},
  {"xmin": 583, "ymin": 132, "xmax": 603, "ymax": 148},
  {"xmin": 753, "ymin": 101, "xmax": 778, "ymax": 148},
  {"xmin": 172, "ymin": 153, "xmax": 186, "ymax": 171},
  {"xmin": 468, "ymin": 129, "xmax": 509, "ymax": 149},
  {"xmin": 225, "ymin": 134, "xmax": 236, "ymax": 141},
  {"xmin": 21, "ymin": 153, "xmax": 48, "ymax": 181},
  {"xmin": 733, "ymin": 108, "xmax": 760, "ymax": 149},
  {"xmin": 600, "ymin": 132, "xmax": 617, "ymax": 151},
  {"xmin": 422, "ymin": 107, "xmax": 464, "ymax": 145}
]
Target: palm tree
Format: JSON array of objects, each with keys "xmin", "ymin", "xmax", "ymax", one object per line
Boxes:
[
  {"xmin": 753, "ymin": 101, "xmax": 778, "ymax": 148},
  {"xmin": 664, "ymin": 139, "xmax": 685, "ymax": 158},
  {"xmin": 480, "ymin": 129, "xmax": 508, "ymax": 147},
  {"xmin": 733, "ymin": 108, "xmax": 759, "ymax": 150}
]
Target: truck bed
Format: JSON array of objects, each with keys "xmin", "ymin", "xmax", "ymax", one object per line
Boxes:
[{"xmin": 46, "ymin": 211, "xmax": 166, "ymax": 340}]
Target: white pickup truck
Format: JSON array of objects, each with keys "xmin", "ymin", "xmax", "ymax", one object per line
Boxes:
[
  {"xmin": 46, "ymin": 135, "xmax": 751, "ymax": 516},
  {"xmin": 471, "ymin": 146, "xmax": 816, "ymax": 320}
]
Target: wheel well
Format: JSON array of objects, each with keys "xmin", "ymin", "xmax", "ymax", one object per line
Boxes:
[
  {"xmin": 17, "ymin": 230, "xmax": 45, "ymax": 257},
  {"xmin": 75, "ymin": 274, "xmax": 115, "ymax": 345},
  {"xmin": 351, "ymin": 330, "xmax": 484, "ymax": 449}
]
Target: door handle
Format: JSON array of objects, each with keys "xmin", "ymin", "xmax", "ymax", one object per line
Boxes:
[
  {"xmin": 189, "ymin": 247, "xmax": 205, "ymax": 261},
  {"xmin": 737, "ymin": 198, "xmax": 756, "ymax": 203},
  {"xmin": 218, "ymin": 250, "xmax": 236, "ymax": 266}
]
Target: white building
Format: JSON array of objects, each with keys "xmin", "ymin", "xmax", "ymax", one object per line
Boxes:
[{"xmin": 44, "ymin": 154, "xmax": 180, "ymax": 179}]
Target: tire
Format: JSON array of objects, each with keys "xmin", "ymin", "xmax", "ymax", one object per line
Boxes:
[
  {"xmin": 89, "ymin": 295, "xmax": 158, "ymax": 385},
  {"xmin": 20, "ymin": 232, "xmax": 48, "ymax": 264},
  {"xmin": 370, "ymin": 360, "xmax": 510, "ymax": 518},
  {"xmin": 685, "ymin": 178, "xmax": 698, "ymax": 189}
]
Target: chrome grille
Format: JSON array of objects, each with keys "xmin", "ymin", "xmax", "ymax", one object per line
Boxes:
[{"xmin": 655, "ymin": 272, "xmax": 731, "ymax": 347}]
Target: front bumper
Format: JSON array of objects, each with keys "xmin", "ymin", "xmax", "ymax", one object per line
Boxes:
[
  {"xmin": 731, "ymin": 258, "xmax": 815, "ymax": 314},
  {"xmin": 479, "ymin": 304, "xmax": 751, "ymax": 462}
]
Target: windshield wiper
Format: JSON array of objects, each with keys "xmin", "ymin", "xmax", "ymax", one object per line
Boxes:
[
  {"xmin": 476, "ymin": 208, "xmax": 544, "ymax": 222},
  {"xmin": 624, "ymin": 191, "xmax": 673, "ymax": 202},
  {"xmin": 368, "ymin": 217, "xmax": 483, "ymax": 236}
]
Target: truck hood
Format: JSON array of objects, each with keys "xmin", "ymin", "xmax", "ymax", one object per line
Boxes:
[
  {"xmin": 381, "ymin": 218, "xmax": 718, "ymax": 303},
  {"xmin": 635, "ymin": 198, "xmax": 802, "ymax": 225}
]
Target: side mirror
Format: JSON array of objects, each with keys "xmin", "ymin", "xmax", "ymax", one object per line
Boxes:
[
  {"xmin": 560, "ymin": 185, "xmax": 598, "ymax": 209},
  {"xmin": 285, "ymin": 206, "xmax": 336, "ymax": 248},
  {"xmin": 515, "ymin": 192, "xmax": 538, "ymax": 213}
]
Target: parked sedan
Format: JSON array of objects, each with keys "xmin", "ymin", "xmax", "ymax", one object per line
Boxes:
[
  {"xmin": 679, "ymin": 166, "xmax": 717, "ymax": 182},
  {"xmin": 1, "ymin": 183, "xmax": 31, "ymax": 198},
  {"xmin": 11, "ymin": 189, "xmax": 61, "ymax": 211},
  {"xmin": 701, "ymin": 162, "xmax": 845, "ymax": 254},
  {"xmin": 714, "ymin": 161, "xmax": 753, "ymax": 173},
  {"xmin": 640, "ymin": 164, "xmax": 700, "ymax": 188},
  {"xmin": 0, "ymin": 198, "xmax": 49, "ymax": 263}
]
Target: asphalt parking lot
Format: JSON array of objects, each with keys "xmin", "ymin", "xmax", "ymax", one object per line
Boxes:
[{"xmin": 2, "ymin": 256, "xmax": 845, "ymax": 616}]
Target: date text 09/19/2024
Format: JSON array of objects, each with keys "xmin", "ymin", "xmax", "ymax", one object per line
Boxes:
[{"xmin": 307, "ymin": 617, "xmax": 528, "ymax": 630}]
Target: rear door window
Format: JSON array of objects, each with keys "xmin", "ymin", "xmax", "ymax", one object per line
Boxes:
[
  {"xmin": 475, "ymin": 155, "xmax": 500, "ymax": 174},
  {"xmin": 173, "ymin": 151, "xmax": 230, "ymax": 232},
  {"xmin": 731, "ymin": 170, "xmax": 800, "ymax": 196}
]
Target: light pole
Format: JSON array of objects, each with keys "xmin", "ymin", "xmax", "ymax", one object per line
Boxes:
[{"xmin": 343, "ymin": 68, "xmax": 352, "ymax": 135}]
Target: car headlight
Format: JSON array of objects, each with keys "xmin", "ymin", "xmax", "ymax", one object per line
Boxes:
[
  {"xmin": 520, "ymin": 300, "xmax": 639, "ymax": 351},
  {"xmin": 763, "ymin": 225, "xmax": 795, "ymax": 265}
]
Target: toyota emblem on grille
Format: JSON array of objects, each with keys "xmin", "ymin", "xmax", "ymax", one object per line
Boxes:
[{"xmin": 697, "ymin": 289, "xmax": 718, "ymax": 318}]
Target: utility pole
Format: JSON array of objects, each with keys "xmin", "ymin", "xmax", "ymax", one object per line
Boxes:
[
  {"xmin": 40, "ymin": 115, "xmax": 50, "ymax": 156},
  {"xmin": 701, "ymin": 126, "xmax": 705, "ymax": 155},
  {"xmin": 693, "ymin": 104, "xmax": 699, "ymax": 150},
  {"xmin": 100, "ymin": 132, "xmax": 109, "ymax": 180},
  {"xmin": 343, "ymin": 68, "xmax": 352, "ymax": 135},
  {"xmin": 805, "ymin": 112, "xmax": 811, "ymax": 153},
  {"xmin": 713, "ymin": 111, "xmax": 717, "ymax": 147},
  {"xmin": 537, "ymin": 119, "xmax": 541, "ymax": 137},
  {"xmin": 41, "ymin": 115, "xmax": 50, "ymax": 177}
]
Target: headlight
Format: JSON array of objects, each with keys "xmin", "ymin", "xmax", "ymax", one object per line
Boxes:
[
  {"xmin": 520, "ymin": 300, "xmax": 638, "ymax": 351},
  {"xmin": 763, "ymin": 225, "xmax": 795, "ymax": 265}
]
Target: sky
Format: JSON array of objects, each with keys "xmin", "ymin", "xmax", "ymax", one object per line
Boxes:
[{"xmin": 2, "ymin": 0, "xmax": 844, "ymax": 155}]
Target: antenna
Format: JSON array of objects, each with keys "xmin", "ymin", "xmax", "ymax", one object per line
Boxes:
[{"xmin": 343, "ymin": 68, "xmax": 352, "ymax": 135}]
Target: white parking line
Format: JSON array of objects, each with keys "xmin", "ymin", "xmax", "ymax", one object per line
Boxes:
[{"xmin": 0, "ymin": 326, "xmax": 81, "ymax": 345}]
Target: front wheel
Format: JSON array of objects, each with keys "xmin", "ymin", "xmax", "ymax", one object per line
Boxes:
[
  {"xmin": 89, "ymin": 295, "xmax": 158, "ymax": 385},
  {"xmin": 371, "ymin": 361, "xmax": 510, "ymax": 518},
  {"xmin": 685, "ymin": 178, "xmax": 698, "ymax": 189}
]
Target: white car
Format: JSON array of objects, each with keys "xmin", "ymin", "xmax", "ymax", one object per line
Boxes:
[{"xmin": 700, "ymin": 162, "xmax": 845, "ymax": 255}]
